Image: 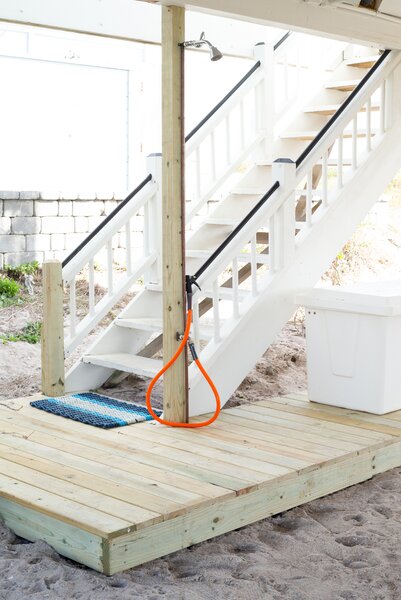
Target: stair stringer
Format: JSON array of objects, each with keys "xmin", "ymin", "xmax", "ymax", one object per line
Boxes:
[{"xmin": 188, "ymin": 119, "xmax": 401, "ymax": 417}]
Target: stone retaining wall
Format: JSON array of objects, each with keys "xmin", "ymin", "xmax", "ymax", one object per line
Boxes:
[{"xmin": 0, "ymin": 192, "xmax": 143, "ymax": 268}]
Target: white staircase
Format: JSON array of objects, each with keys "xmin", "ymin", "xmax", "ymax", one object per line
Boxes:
[{"xmin": 61, "ymin": 35, "xmax": 401, "ymax": 417}]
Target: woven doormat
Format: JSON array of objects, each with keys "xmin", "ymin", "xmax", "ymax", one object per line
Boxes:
[{"xmin": 30, "ymin": 392, "xmax": 162, "ymax": 429}]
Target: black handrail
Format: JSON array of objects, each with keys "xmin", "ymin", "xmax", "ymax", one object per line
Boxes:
[
  {"xmin": 192, "ymin": 180, "xmax": 280, "ymax": 282},
  {"xmin": 295, "ymin": 49, "xmax": 391, "ymax": 168},
  {"xmin": 62, "ymin": 173, "xmax": 153, "ymax": 269},
  {"xmin": 185, "ymin": 30, "xmax": 292, "ymax": 143},
  {"xmin": 185, "ymin": 61, "xmax": 261, "ymax": 143},
  {"xmin": 273, "ymin": 31, "xmax": 291, "ymax": 52}
]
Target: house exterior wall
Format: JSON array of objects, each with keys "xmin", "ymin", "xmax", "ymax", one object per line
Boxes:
[{"xmin": 0, "ymin": 192, "xmax": 145, "ymax": 267}]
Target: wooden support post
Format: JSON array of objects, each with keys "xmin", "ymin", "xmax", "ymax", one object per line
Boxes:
[
  {"xmin": 162, "ymin": 5, "xmax": 188, "ymax": 422},
  {"xmin": 41, "ymin": 260, "xmax": 65, "ymax": 397}
]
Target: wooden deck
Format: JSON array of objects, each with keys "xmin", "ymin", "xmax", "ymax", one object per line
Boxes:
[{"xmin": 1, "ymin": 392, "xmax": 401, "ymax": 574}]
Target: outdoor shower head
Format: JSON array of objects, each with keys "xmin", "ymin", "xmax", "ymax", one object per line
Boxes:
[{"xmin": 180, "ymin": 32, "xmax": 223, "ymax": 61}]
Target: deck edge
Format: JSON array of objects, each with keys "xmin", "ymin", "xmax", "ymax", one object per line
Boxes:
[{"xmin": 106, "ymin": 436, "xmax": 401, "ymax": 574}]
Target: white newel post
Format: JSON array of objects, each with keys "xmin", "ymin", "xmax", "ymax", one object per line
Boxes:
[
  {"xmin": 272, "ymin": 158, "xmax": 296, "ymax": 270},
  {"xmin": 253, "ymin": 42, "xmax": 274, "ymax": 165},
  {"xmin": 146, "ymin": 153, "xmax": 163, "ymax": 285}
]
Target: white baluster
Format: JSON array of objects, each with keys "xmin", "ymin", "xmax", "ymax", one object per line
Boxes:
[
  {"xmin": 337, "ymin": 134, "xmax": 343, "ymax": 189},
  {"xmin": 195, "ymin": 146, "xmax": 201, "ymax": 200},
  {"xmin": 366, "ymin": 97, "xmax": 372, "ymax": 152},
  {"xmin": 380, "ymin": 81, "xmax": 386, "ymax": 135},
  {"xmin": 284, "ymin": 53, "xmax": 289, "ymax": 102},
  {"xmin": 384, "ymin": 74, "xmax": 393, "ymax": 131},
  {"xmin": 69, "ymin": 278, "xmax": 77, "ymax": 339},
  {"xmin": 210, "ymin": 131, "xmax": 216, "ymax": 183},
  {"xmin": 251, "ymin": 235, "xmax": 258, "ymax": 296},
  {"xmin": 322, "ymin": 152, "xmax": 328, "ymax": 207},
  {"xmin": 125, "ymin": 219, "xmax": 132, "ymax": 274},
  {"xmin": 212, "ymin": 279, "xmax": 220, "ymax": 343},
  {"xmin": 232, "ymin": 256, "xmax": 240, "ymax": 319},
  {"xmin": 239, "ymin": 99, "xmax": 245, "ymax": 149},
  {"xmin": 88, "ymin": 259, "xmax": 95, "ymax": 316},
  {"xmin": 306, "ymin": 170, "xmax": 313, "ymax": 226},
  {"xmin": 352, "ymin": 116, "xmax": 358, "ymax": 171},
  {"xmin": 269, "ymin": 213, "xmax": 276, "ymax": 273},
  {"xmin": 225, "ymin": 115, "xmax": 231, "ymax": 165},
  {"xmin": 143, "ymin": 201, "xmax": 150, "ymax": 257},
  {"xmin": 107, "ymin": 240, "xmax": 113, "ymax": 295}
]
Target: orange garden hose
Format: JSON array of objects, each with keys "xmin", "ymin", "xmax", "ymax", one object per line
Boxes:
[{"xmin": 146, "ymin": 308, "xmax": 221, "ymax": 428}]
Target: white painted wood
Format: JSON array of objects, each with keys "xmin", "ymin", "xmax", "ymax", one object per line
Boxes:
[
  {"xmin": 306, "ymin": 170, "xmax": 313, "ymax": 226},
  {"xmin": 107, "ymin": 240, "xmax": 114, "ymax": 295},
  {"xmin": 116, "ymin": 316, "xmax": 213, "ymax": 341},
  {"xmin": 251, "ymin": 235, "xmax": 258, "ymax": 296},
  {"xmin": 157, "ymin": 0, "xmax": 401, "ymax": 50},
  {"xmin": 125, "ymin": 222, "xmax": 132, "ymax": 275},
  {"xmin": 0, "ymin": 0, "xmax": 279, "ymax": 58},
  {"xmin": 83, "ymin": 353, "xmax": 163, "ymax": 377},
  {"xmin": 69, "ymin": 278, "xmax": 77, "ymax": 340},
  {"xmin": 322, "ymin": 151, "xmax": 328, "ymax": 207},
  {"xmin": 365, "ymin": 98, "xmax": 372, "ymax": 154},
  {"xmin": 337, "ymin": 133, "xmax": 343, "ymax": 189},
  {"xmin": 380, "ymin": 81, "xmax": 386, "ymax": 134},
  {"xmin": 88, "ymin": 259, "xmax": 95, "ymax": 316},
  {"xmin": 352, "ymin": 117, "xmax": 358, "ymax": 170},
  {"xmin": 212, "ymin": 280, "xmax": 220, "ymax": 343},
  {"xmin": 232, "ymin": 256, "xmax": 240, "ymax": 319}
]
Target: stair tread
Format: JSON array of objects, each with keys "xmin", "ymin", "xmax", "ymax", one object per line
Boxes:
[
  {"xmin": 231, "ymin": 188, "xmax": 267, "ymax": 195},
  {"xmin": 83, "ymin": 353, "xmax": 162, "ymax": 377},
  {"xmin": 116, "ymin": 317, "xmax": 215, "ymax": 340},
  {"xmin": 281, "ymin": 129, "xmax": 377, "ymax": 140},
  {"xmin": 344, "ymin": 56, "xmax": 380, "ymax": 68},
  {"xmin": 304, "ymin": 102, "xmax": 380, "ymax": 115},
  {"xmin": 325, "ymin": 79, "xmax": 361, "ymax": 91},
  {"xmin": 203, "ymin": 217, "xmax": 239, "ymax": 226}
]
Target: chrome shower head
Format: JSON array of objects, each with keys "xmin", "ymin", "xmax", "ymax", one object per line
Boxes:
[{"xmin": 180, "ymin": 32, "xmax": 223, "ymax": 62}]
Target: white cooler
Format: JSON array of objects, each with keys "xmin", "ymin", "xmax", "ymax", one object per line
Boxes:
[{"xmin": 298, "ymin": 281, "xmax": 401, "ymax": 414}]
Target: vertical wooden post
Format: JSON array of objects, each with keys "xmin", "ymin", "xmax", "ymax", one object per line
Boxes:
[
  {"xmin": 41, "ymin": 260, "xmax": 65, "ymax": 397},
  {"xmin": 162, "ymin": 5, "xmax": 188, "ymax": 422}
]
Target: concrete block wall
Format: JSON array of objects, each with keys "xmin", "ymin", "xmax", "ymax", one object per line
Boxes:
[{"xmin": 0, "ymin": 192, "xmax": 144, "ymax": 269}]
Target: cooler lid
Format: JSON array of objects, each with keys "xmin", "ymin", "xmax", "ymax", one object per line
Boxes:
[{"xmin": 297, "ymin": 281, "xmax": 401, "ymax": 316}]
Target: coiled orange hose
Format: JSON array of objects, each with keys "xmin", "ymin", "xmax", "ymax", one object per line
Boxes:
[{"xmin": 146, "ymin": 309, "xmax": 221, "ymax": 427}]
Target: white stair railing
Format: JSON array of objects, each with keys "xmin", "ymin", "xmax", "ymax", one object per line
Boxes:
[
  {"xmin": 186, "ymin": 49, "xmax": 400, "ymax": 408},
  {"xmin": 62, "ymin": 168, "xmax": 160, "ymax": 356},
  {"xmin": 184, "ymin": 31, "xmax": 307, "ymax": 222}
]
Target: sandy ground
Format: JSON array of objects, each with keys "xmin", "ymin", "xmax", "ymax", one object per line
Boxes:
[{"xmin": 2, "ymin": 197, "xmax": 401, "ymax": 598}]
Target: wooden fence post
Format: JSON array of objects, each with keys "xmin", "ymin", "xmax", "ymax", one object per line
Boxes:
[{"xmin": 41, "ymin": 260, "xmax": 65, "ymax": 397}]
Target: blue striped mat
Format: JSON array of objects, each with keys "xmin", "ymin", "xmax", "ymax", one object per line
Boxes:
[{"xmin": 30, "ymin": 392, "xmax": 162, "ymax": 429}]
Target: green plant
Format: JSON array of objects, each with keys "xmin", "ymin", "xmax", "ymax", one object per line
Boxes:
[
  {"xmin": 4, "ymin": 260, "xmax": 40, "ymax": 280},
  {"xmin": 0, "ymin": 276, "xmax": 20, "ymax": 298},
  {"xmin": 1, "ymin": 321, "xmax": 42, "ymax": 344}
]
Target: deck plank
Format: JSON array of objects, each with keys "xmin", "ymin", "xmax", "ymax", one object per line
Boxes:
[
  {"xmin": 0, "ymin": 430, "xmax": 226, "ymax": 519},
  {"xmin": 1, "ymin": 393, "xmax": 401, "ymax": 573}
]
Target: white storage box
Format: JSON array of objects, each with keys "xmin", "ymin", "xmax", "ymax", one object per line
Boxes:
[{"xmin": 298, "ymin": 281, "xmax": 401, "ymax": 414}]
